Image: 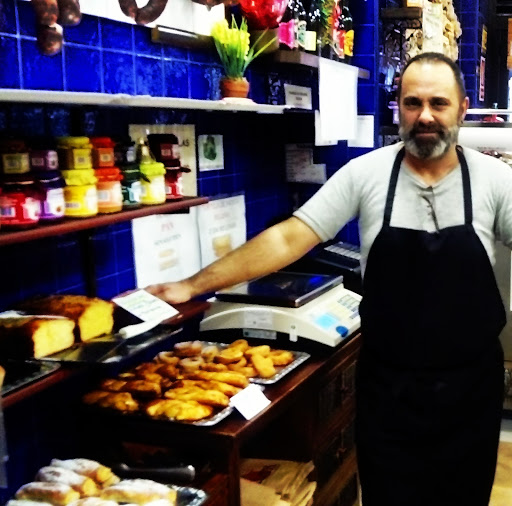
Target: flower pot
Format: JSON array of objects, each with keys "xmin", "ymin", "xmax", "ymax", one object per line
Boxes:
[{"xmin": 220, "ymin": 77, "xmax": 250, "ymax": 99}]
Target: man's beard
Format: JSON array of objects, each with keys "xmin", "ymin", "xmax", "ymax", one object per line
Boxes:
[{"xmin": 399, "ymin": 120, "xmax": 460, "ymax": 160}]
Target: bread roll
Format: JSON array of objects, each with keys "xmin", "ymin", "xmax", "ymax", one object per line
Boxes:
[
  {"xmin": 15, "ymin": 481, "xmax": 80, "ymax": 505},
  {"xmin": 100, "ymin": 479, "xmax": 177, "ymax": 504},
  {"xmin": 19, "ymin": 295, "xmax": 114, "ymax": 342},
  {"xmin": 36, "ymin": 465, "xmax": 99, "ymax": 497},
  {"xmin": 0, "ymin": 315, "xmax": 75, "ymax": 358}
]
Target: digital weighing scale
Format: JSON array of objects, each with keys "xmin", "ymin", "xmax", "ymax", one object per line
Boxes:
[{"xmin": 200, "ymin": 272, "xmax": 362, "ymax": 347}]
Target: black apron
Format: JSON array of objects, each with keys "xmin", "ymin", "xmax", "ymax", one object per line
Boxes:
[{"xmin": 356, "ymin": 147, "xmax": 506, "ymax": 506}]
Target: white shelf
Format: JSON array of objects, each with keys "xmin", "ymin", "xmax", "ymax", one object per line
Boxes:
[
  {"xmin": 467, "ymin": 108, "xmax": 512, "ymax": 115},
  {"xmin": 0, "ymin": 89, "xmax": 294, "ymax": 114}
]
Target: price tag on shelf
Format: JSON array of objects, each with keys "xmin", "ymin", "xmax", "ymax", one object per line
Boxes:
[{"xmin": 230, "ymin": 384, "xmax": 270, "ymax": 420}]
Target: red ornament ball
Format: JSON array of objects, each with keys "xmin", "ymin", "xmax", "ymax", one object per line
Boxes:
[{"xmin": 238, "ymin": 0, "xmax": 289, "ymax": 29}]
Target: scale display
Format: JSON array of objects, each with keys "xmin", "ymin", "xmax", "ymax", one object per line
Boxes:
[{"xmin": 215, "ymin": 272, "xmax": 344, "ymax": 308}]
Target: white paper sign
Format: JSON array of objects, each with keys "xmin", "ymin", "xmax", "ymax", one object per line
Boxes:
[
  {"xmin": 284, "ymin": 84, "xmax": 313, "ymax": 110},
  {"xmin": 129, "ymin": 124, "xmax": 197, "ymax": 197},
  {"xmin": 198, "ymin": 135, "xmax": 224, "ymax": 172},
  {"xmin": 132, "ymin": 213, "xmax": 201, "ymax": 287},
  {"xmin": 348, "ymin": 115, "xmax": 375, "ymax": 148},
  {"xmin": 197, "ymin": 195, "xmax": 247, "ymax": 268},
  {"xmin": 112, "ymin": 290, "xmax": 179, "ymax": 322},
  {"xmin": 285, "ymin": 144, "xmax": 327, "ymax": 184},
  {"xmin": 230, "ymin": 384, "xmax": 271, "ymax": 420},
  {"xmin": 318, "ymin": 59, "xmax": 358, "ymax": 141}
]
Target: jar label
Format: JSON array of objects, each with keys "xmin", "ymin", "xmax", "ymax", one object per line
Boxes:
[
  {"xmin": 41, "ymin": 188, "xmax": 65, "ymax": 218},
  {"xmin": 2, "ymin": 153, "xmax": 30, "ymax": 173},
  {"xmin": 129, "ymin": 181, "xmax": 141, "ymax": 202},
  {"xmin": 31, "ymin": 157, "xmax": 45, "ymax": 167}
]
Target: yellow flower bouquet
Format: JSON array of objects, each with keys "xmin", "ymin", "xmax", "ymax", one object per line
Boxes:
[{"xmin": 211, "ymin": 16, "xmax": 276, "ymax": 97}]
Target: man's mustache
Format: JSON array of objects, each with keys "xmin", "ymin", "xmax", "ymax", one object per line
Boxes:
[{"xmin": 410, "ymin": 125, "xmax": 444, "ymax": 137}]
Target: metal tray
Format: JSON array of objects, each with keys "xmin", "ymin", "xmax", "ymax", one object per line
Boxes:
[
  {"xmin": 173, "ymin": 484, "xmax": 208, "ymax": 506},
  {"xmin": 1, "ymin": 360, "xmax": 60, "ymax": 396},
  {"xmin": 249, "ymin": 350, "xmax": 311, "ymax": 385},
  {"xmin": 38, "ymin": 328, "xmax": 182, "ymax": 366}
]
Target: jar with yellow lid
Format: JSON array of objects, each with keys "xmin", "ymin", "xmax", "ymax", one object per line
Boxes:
[
  {"xmin": 57, "ymin": 136, "xmax": 93, "ymax": 170},
  {"xmin": 139, "ymin": 161, "xmax": 166, "ymax": 205},
  {"xmin": 61, "ymin": 168, "xmax": 98, "ymax": 217}
]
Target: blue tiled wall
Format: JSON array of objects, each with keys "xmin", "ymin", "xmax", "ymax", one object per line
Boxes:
[{"xmin": 0, "ymin": 0, "xmax": 376, "ymax": 310}]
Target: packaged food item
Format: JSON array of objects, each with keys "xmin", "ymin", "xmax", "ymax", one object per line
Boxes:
[
  {"xmin": 0, "ymin": 314, "xmax": 75, "ymax": 358},
  {"xmin": 147, "ymin": 133, "xmax": 180, "ymax": 167},
  {"xmin": 164, "ymin": 166, "xmax": 190, "ymax": 200},
  {"xmin": 113, "ymin": 137, "xmax": 136, "ymax": 166},
  {"xmin": 61, "ymin": 169, "xmax": 98, "ymax": 218},
  {"xmin": 19, "ymin": 295, "xmax": 114, "ymax": 342},
  {"xmin": 35, "ymin": 171, "xmax": 65, "ymax": 221},
  {"xmin": 29, "ymin": 137, "xmax": 59, "ymax": 172},
  {"xmin": 120, "ymin": 164, "xmax": 142, "ymax": 209},
  {"xmin": 94, "ymin": 167, "xmax": 123, "ymax": 214},
  {"xmin": 90, "ymin": 137, "xmax": 115, "ymax": 168},
  {"xmin": 0, "ymin": 138, "xmax": 30, "ymax": 175},
  {"xmin": 0, "ymin": 175, "xmax": 41, "ymax": 228},
  {"xmin": 139, "ymin": 161, "xmax": 166, "ymax": 205},
  {"xmin": 57, "ymin": 137, "xmax": 92, "ymax": 170}
]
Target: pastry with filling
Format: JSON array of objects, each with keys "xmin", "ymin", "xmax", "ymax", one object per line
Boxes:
[
  {"xmin": 15, "ymin": 482, "xmax": 80, "ymax": 505},
  {"xmin": 35, "ymin": 465, "xmax": 99, "ymax": 497},
  {"xmin": 100, "ymin": 479, "xmax": 177, "ymax": 505},
  {"xmin": 50, "ymin": 459, "xmax": 119, "ymax": 487}
]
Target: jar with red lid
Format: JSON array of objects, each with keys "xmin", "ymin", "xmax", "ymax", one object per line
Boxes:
[
  {"xmin": 0, "ymin": 174, "xmax": 41, "ymax": 229},
  {"xmin": 95, "ymin": 167, "xmax": 123, "ymax": 214},
  {"xmin": 147, "ymin": 134, "xmax": 181, "ymax": 168},
  {"xmin": 35, "ymin": 171, "xmax": 65, "ymax": 221},
  {"xmin": 164, "ymin": 166, "xmax": 190, "ymax": 200},
  {"xmin": 90, "ymin": 137, "xmax": 115, "ymax": 168}
]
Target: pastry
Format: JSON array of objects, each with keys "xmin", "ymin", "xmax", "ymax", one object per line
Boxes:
[
  {"xmin": 35, "ymin": 466, "xmax": 99, "ymax": 497},
  {"xmin": 172, "ymin": 379, "xmax": 241, "ymax": 397},
  {"xmin": 164, "ymin": 386, "xmax": 230, "ymax": 408},
  {"xmin": 178, "ymin": 356, "xmax": 204, "ymax": 373},
  {"xmin": 82, "ymin": 391, "xmax": 111, "ymax": 405},
  {"xmin": 15, "ymin": 481, "xmax": 80, "ymax": 505},
  {"xmin": 269, "ymin": 350, "xmax": 294, "ymax": 366},
  {"xmin": 228, "ymin": 339, "xmax": 250, "ymax": 352},
  {"xmin": 68, "ymin": 498, "xmax": 118, "ymax": 506},
  {"xmin": 7, "ymin": 500, "xmax": 53, "ymax": 506},
  {"xmin": 173, "ymin": 341, "xmax": 202, "ymax": 357},
  {"xmin": 187, "ymin": 370, "xmax": 249, "ymax": 388},
  {"xmin": 99, "ymin": 378, "xmax": 127, "ymax": 392},
  {"xmin": 100, "ymin": 479, "xmax": 177, "ymax": 505},
  {"xmin": 215, "ymin": 347, "xmax": 244, "ymax": 364},
  {"xmin": 250, "ymin": 354, "xmax": 276, "ymax": 379},
  {"xmin": 201, "ymin": 362, "xmax": 228, "ymax": 372},
  {"xmin": 200, "ymin": 345, "xmax": 219, "ymax": 363},
  {"xmin": 0, "ymin": 315, "xmax": 75, "ymax": 358},
  {"xmin": 145, "ymin": 399, "xmax": 213, "ymax": 421},
  {"xmin": 96, "ymin": 392, "xmax": 139, "ymax": 412},
  {"xmin": 50, "ymin": 459, "xmax": 119, "ymax": 487},
  {"xmin": 244, "ymin": 345, "xmax": 271, "ymax": 358},
  {"xmin": 155, "ymin": 351, "xmax": 180, "ymax": 366},
  {"xmin": 123, "ymin": 380, "xmax": 161, "ymax": 400}
]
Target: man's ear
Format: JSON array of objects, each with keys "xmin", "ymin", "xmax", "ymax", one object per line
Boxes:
[{"xmin": 460, "ymin": 96, "xmax": 470, "ymax": 124}]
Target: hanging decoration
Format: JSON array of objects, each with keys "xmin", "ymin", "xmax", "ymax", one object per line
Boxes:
[
  {"xmin": 238, "ymin": 0, "xmax": 288, "ymax": 30},
  {"xmin": 118, "ymin": 0, "xmax": 170, "ymax": 25},
  {"xmin": 31, "ymin": 0, "xmax": 82, "ymax": 56}
]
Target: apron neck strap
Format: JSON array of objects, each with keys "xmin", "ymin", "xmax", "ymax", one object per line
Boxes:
[
  {"xmin": 383, "ymin": 146, "xmax": 473, "ymax": 227},
  {"xmin": 456, "ymin": 146, "xmax": 472, "ymax": 225}
]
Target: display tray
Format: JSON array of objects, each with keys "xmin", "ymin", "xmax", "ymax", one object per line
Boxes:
[
  {"xmin": 37, "ymin": 327, "xmax": 183, "ymax": 366},
  {"xmin": 0, "ymin": 360, "xmax": 60, "ymax": 396},
  {"xmin": 173, "ymin": 484, "xmax": 208, "ymax": 506}
]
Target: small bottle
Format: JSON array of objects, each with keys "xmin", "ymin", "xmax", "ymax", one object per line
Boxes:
[
  {"xmin": 278, "ymin": 0, "xmax": 298, "ymax": 50},
  {"xmin": 304, "ymin": 0, "xmax": 321, "ymax": 54}
]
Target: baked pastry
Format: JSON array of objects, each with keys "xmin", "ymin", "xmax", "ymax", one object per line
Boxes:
[
  {"xmin": 173, "ymin": 379, "xmax": 241, "ymax": 397},
  {"xmin": 123, "ymin": 380, "xmax": 161, "ymax": 400},
  {"xmin": 99, "ymin": 378, "xmax": 127, "ymax": 392},
  {"xmin": 250, "ymin": 354, "xmax": 276, "ymax": 378},
  {"xmin": 200, "ymin": 344, "xmax": 219, "ymax": 362},
  {"xmin": 187, "ymin": 370, "xmax": 249, "ymax": 388},
  {"xmin": 19, "ymin": 295, "xmax": 114, "ymax": 342},
  {"xmin": 173, "ymin": 341, "xmax": 202, "ymax": 357},
  {"xmin": 145, "ymin": 399, "xmax": 213, "ymax": 421},
  {"xmin": 155, "ymin": 351, "xmax": 179, "ymax": 366},
  {"xmin": 82, "ymin": 391, "xmax": 111, "ymax": 405},
  {"xmin": 228, "ymin": 339, "xmax": 250, "ymax": 352},
  {"xmin": 244, "ymin": 345, "xmax": 271, "ymax": 358},
  {"xmin": 93, "ymin": 392, "xmax": 139, "ymax": 412},
  {"xmin": 35, "ymin": 466, "xmax": 99, "ymax": 497},
  {"xmin": 179, "ymin": 357, "xmax": 204, "ymax": 373},
  {"xmin": 0, "ymin": 315, "xmax": 75, "ymax": 358},
  {"xmin": 100, "ymin": 479, "xmax": 177, "ymax": 505},
  {"xmin": 269, "ymin": 350, "xmax": 294, "ymax": 366},
  {"xmin": 215, "ymin": 347, "xmax": 244, "ymax": 364},
  {"xmin": 15, "ymin": 481, "xmax": 80, "ymax": 505},
  {"xmin": 50, "ymin": 459, "xmax": 119, "ymax": 487},
  {"xmin": 68, "ymin": 498, "xmax": 118, "ymax": 506},
  {"xmin": 164, "ymin": 386, "xmax": 230, "ymax": 408}
]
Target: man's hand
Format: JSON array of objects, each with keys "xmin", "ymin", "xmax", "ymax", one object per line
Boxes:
[{"xmin": 145, "ymin": 280, "xmax": 193, "ymax": 305}]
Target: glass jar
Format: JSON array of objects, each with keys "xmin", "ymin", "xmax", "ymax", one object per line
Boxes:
[
  {"xmin": 95, "ymin": 167, "xmax": 123, "ymax": 214},
  {"xmin": 0, "ymin": 139, "xmax": 30, "ymax": 175},
  {"xmin": 57, "ymin": 136, "xmax": 93, "ymax": 170},
  {"xmin": 61, "ymin": 168, "xmax": 98, "ymax": 218},
  {"xmin": 0, "ymin": 175, "xmax": 41, "ymax": 228},
  {"xmin": 35, "ymin": 171, "xmax": 65, "ymax": 221},
  {"xmin": 139, "ymin": 161, "xmax": 166, "ymax": 205},
  {"xmin": 120, "ymin": 164, "xmax": 142, "ymax": 209},
  {"xmin": 164, "ymin": 167, "xmax": 188, "ymax": 200},
  {"xmin": 29, "ymin": 137, "xmax": 59, "ymax": 172},
  {"xmin": 147, "ymin": 133, "xmax": 181, "ymax": 167},
  {"xmin": 90, "ymin": 137, "xmax": 115, "ymax": 168},
  {"xmin": 114, "ymin": 137, "xmax": 136, "ymax": 166}
]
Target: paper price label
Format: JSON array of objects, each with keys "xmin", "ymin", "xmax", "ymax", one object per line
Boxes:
[
  {"xmin": 112, "ymin": 289, "xmax": 179, "ymax": 323},
  {"xmin": 230, "ymin": 384, "xmax": 270, "ymax": 420}
]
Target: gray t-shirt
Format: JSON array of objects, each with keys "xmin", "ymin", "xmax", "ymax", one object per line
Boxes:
[{"xmin": 294, "ymin": 143, "xmax": 512, "ymax": 275}]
